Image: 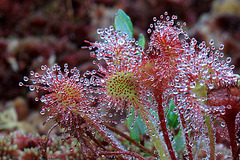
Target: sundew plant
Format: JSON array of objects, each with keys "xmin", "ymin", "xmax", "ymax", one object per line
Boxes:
[{"xmin": 20, "ymin": 9, "xmax": 240, "ymax": 159}]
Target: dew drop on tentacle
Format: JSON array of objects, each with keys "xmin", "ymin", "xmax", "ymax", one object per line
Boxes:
[
  {"xmin": 30, "ymin": 71, "xmax": 34, "ymax": 76},
  {"xmin": 130, "ymin": 125, "xmax": 134, "ymax": 129},
  {"xmin": 35, "ymin": 97, "xmax": 39, "ymax": 101},
  {"xmin": 230, "ymin": 65, "xmax": 235, "ymax": 70},
  {"xmin": 120, "ymin": 119, "xmax": 125, "ymax": 123},
  {"xmin": 23, "ymin": 76, "xmax": 29, "ymax": 82},
  {"xmin": 41, "ymin": 65, "xmax": 47, "ymax": 70},
  {"xmin": 40, "ymin": 109, "xmax": 45, "ymax": 115},
  {"xmin": 219, "ymin": 44, "xmax": 224, "ymax": 50},
  {"xmin": 147, "ymin": 28, "xmax": 152, "ymax": 34},
  {"xmin": 117, "ymin": 38, "xmax": 125, "ymax": 45},
  {"xmin": 209, "ymin": 39, "xmax": 214, "ymax": 45},
  {"xmin": 108, "ymin": 113, "xmax": 113, "ymax": 118},
  {"xmin": 34, "ymin": 72, "xmax": 39, "ymax": 78},
  {"xmin": 221, "ymin": 122, "xmax": 225, "ymax": 127},
  {"xmin": 97, "ymin": 28, "xmax": 104, "ymax": 34},
  {"xmin": 220, "ymin": 52, "xmax": 224, "ymax": 57},
  {"xmin": 189, "ymin": 82, "xmax": 196, "ymax": 88},
  {"xmin": 226, "ymin": 57, "xmax": 231, "ymax": 63},
  {"xmin": 29, "ymin": 85, "xmax": 35, "ymax": 91}
]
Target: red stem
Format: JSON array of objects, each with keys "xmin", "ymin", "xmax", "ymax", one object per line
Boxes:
[
  {"xmin": 178, "ymin": 108, "xmax": 193, "ymax": 160},
  {"xmin": 154, "ymin": 91, "xmax": 177, "ymax": 160},
  {"xmin": 224, "ymin": 112, "xmax": 238, "ymax": 159}
]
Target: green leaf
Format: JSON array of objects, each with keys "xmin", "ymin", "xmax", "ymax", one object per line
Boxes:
[
  {"xmin": 138, "ymin": 33, "xmax": 145, "ymax": 49},
  {"xmin": 126, "ymin": 106, "xmax": 147, "ymax": 142},
  {"xmin": 114, "ymin": 9, "xmax": 133, "ymax": 38},
  {"xmin": 192, "ymin": 81, "xmax": 207, "ymax": 99},
  {"xmin": 173, "ymin": 130, "xmax": 184, "ymax": 153},
  {"xmin": 167, "ymin": 100, "xmax": 180, "ymax": 129},
  {"xmin": 236, "ymin": 74, "xmax": 240, "ymax": 86}
]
